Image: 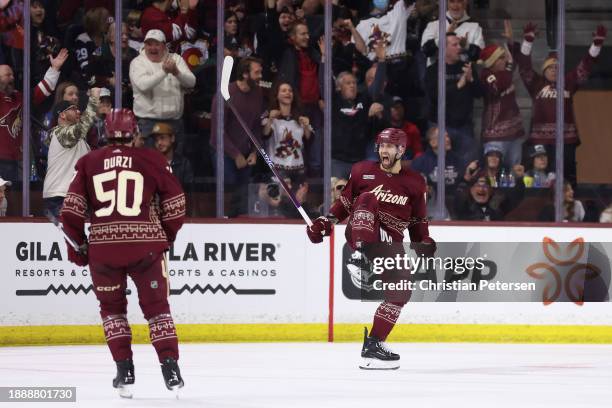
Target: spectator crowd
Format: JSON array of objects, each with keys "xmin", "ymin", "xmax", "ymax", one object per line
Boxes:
[{"xmin": 0, "ymin": 0, "xmax": 611, "ymax": 223}]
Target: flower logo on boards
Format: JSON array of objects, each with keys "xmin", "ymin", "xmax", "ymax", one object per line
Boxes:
[{"xmin": 525, "ymin": 237, "xmax": 600, "ymax": 306}]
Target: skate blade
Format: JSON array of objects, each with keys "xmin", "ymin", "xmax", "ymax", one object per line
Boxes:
[
  {"xmin": 168, "ymin": 383, "xmax": 184, "ymax": 400},
  {"xmin": 117, "ymin": 384, "xmax": 133, "ymax": 399},
  {"xmin": 359, "ymin": 358, "xmax": 400, "ymax": 370}
]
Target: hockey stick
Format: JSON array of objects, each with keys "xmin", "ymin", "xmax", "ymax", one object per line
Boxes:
[
  {"xmin": 220, "ymin": 56, "xmax": 313, "ymax": 227},
  {"xmin": 45, "ymin": 210, "xmax": 87, "ymax": 255}
]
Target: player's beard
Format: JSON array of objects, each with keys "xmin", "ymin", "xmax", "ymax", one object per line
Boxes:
[{"xmin": 379, "ymin": 153, "xmax": 399, "ymax": 170}]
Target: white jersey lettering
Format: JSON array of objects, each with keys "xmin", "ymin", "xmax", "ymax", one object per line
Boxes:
[{"xmin": 370, "ymin": 184, "xmax": 409, "ymax": 205}]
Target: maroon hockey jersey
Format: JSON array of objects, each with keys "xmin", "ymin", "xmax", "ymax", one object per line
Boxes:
[
  {"xmin": 0, "ymin": 69, "xmax": 60, "ymax": 161},
  {"xmin": 61, "ymin": 145, "xmax": 186, "ymax": 267},
  {"xmin": 516, "ymin": 50, "xmax": 595, "ymax": 145},
  {"xmin": 480, "ymin": 43, "xmax": 525, "ymax": 142},
  {"xmin": 330, "ymin": 161, "xmax": 429, "ymax": 243}
]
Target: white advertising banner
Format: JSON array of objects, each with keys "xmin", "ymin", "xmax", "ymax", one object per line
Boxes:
[
  {"xmin": 333, "ymin": 225, "xmax": 612, "ymax": 325},
  {"xmin": 2, "ymin": 222, "xmax": 612, "ymax": 327},
  {"xmin": 0, "ymin": 223, "xmax": 329, "ymax": 326}
]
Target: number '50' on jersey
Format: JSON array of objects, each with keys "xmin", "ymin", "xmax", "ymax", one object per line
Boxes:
[{"xmin": 61, "ymin": 145, "xmax": 186, "ymax": 267}]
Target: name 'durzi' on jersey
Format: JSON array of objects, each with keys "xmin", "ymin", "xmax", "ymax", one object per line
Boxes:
[{"xmin": 104, "ymin": 155, "xmax": 133, "ymax": 171}]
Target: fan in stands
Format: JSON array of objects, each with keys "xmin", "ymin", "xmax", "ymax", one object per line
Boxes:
[
  {"xmin": 60, "ymin": 108, "xmax": 187, "ymax": 398},
  {"xmin": 307, "ymin": 127, "xmax": 436, "ymax": 370}
]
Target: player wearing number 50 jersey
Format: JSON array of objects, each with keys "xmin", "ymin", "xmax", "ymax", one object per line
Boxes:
[{"xmin": 61, "ymin": 109, "xmax": 186, "ymax": 398}]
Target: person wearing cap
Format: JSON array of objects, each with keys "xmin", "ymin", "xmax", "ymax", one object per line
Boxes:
[
  {"xmin": 129, "ymin": 28, "xmax": 195, "ymax": 154},
  {"xmin": 87, "ymin": 88, "xmax": 113, "ymax": 149},
  {"xmin": 479, "ymin": 20, "xmax": 525, "ymax": 169},
  {"xmin": 523, "ymin": 144, "xmax": 555, "ymax": 188},
  {"xmin": 42, "ymin": 88, "xmax": 100, "ymax": 218},
  {"xmin": 141, "ymin": 0, "xmax": 197, "ymax": 45},
  {"xmin": 456, "ymin": 157, "xmax": 525, "ymax": 220},
  {"xmin": 0, "ymin": 177, "xmax": 11, "ymax": 217},
  {"xmin": 151, "ymin": 122, "xmax": 193, "ymax": 195},
  {"xmin": 454, "ymin": 172, "xmax": 502, "ymax": 221},
  {"xmin": 516, "ymin": 22, "xmax": 607, "ymax": 184},
  {"xmin": 480, "ymin": 144, "xmax": 504, "ymax": 187}
]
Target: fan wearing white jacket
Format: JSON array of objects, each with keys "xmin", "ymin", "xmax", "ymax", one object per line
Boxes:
[
  {"xmin": 129, "ymin": 29, "xmax": 195, "ymax": 151},
  {"xmin": 421, "ymin": 0, "xmax": 484, "ymax": 66}
]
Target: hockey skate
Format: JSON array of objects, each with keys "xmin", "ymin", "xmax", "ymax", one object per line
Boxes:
[
  {"xmin": 161, "ymin": 357, "xmax": 184, "ymax": 398},
  {"xmin": 112, "ymin": 359, "xmax": 135, "ymax": 398},
  {"xmin": 359, "ymin": 327, "xmax": 400, "ymax": 370}
]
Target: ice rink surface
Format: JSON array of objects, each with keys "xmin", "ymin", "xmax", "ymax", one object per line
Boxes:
[{"xmin": 1, "ymin": 342, "xmax": 611, "ymax": 408}]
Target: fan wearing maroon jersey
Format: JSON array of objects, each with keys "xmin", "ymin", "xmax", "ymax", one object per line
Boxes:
[
  {"xmin": 306, "ymin": 128, "xmax": 436, "ymax": 370},
  {"xmin": 60, "ymin": 109, "xmax": 186, "ymax": 398}
]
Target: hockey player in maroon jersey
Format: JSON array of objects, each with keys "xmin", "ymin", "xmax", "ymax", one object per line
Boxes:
[
  {"xmin": 60, "ymin": 109, "xmax": 186, "ymax": 398},
  {"xmin": 307, "ymin": 127, "xmax": 436, "ymax": 370}
]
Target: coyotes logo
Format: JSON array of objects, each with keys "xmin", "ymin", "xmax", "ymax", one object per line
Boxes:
[
  {"xmin": 525, "ymin": 237, "xmax": 600, "ymax": 306},
  {"xmin": 367, "ymin": 24, "xmax": 391, "ymax": 53},
  {"xmin": 0, "ymin": 104, "xmax": 22, "ymax": 139},
  {"xmin": 274, "ymin": 129, "xmax": 301, "ymax": 160}
]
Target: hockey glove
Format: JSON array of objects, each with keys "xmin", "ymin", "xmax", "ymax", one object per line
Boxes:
[
  {"xmin": 306, "ymin": 216, "xmax": 333, "ymax": 244},
  {"xmin": 67, "ymin": 241, "xmax": 89, "ymax": 266},
  {"xmin": 410, "ymin": 236, "xmax": 437, "ymax": 258}
]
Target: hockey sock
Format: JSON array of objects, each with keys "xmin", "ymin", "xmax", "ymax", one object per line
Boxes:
[
  {"xmin": 102, "ymin": 314, "xmax": 133, "ymax": 361},
  {"xmin": 370, "ymin": 302, "xmax": 404, "ymax": 341},
  {"xmin": 148, "ymin": 314, "xmax": 179, "ymax": 362}
]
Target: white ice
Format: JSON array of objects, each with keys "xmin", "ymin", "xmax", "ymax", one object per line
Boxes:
[{"xmin": 1, "ymin": 343, "xmax": 611, "ymax": 408}]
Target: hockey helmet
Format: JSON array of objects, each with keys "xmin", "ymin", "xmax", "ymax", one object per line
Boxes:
[
  {"xmin": 375, "ymin": 127, "xmax": 407, "ymax": 148},
  {"xmin": 105, "ymin": 109, "xmax": 138, "ymax": 140}
]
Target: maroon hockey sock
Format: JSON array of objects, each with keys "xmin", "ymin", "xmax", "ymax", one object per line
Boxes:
[
  {"xmin": 148, "ymin": 314, "xmax": 179, "ymax": 362},
  {"xmin": 102, "ymin": 314, "xmax": 133, "ymax": 361},
  {"xmin": 370, "ymin": 302, "xmax": 404, "ymax": 341}
]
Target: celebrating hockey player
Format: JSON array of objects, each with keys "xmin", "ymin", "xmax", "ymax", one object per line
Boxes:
[
  {"xmin": 60, "ymin": 109, "xmax": 186, "ymax": 397},
  {"xmin": 306, "ymin": 127, "xmax": 436, "ymax": 370}
]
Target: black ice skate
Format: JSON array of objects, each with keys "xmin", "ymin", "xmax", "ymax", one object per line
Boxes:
[
  {"xmin": 112, "ymin": 359, "xmax": 135, "ymax": 398},
  {"xmin": 161, "ymin": 357, "xmax": 184, "ymax": 397},
  {"xmin": 359, "ymin": 327, "xmax": 400, "ymax": 370}
]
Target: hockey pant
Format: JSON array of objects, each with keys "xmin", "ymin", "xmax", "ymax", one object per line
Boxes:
[
  {"xmin": 346, "ymin": 192, "xmax": 411, "ymax": 341},
  {"xmin": 90, "ymin": 251, "xmax": 179, "ymax": 362}
]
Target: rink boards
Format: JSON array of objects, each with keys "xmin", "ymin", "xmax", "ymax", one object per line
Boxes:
[{"xmin": 0, "ymin": 221, "xmax": 611, "ymax": 344}]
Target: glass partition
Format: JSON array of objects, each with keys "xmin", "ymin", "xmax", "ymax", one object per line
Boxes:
[
  {"xmin": 5, "ymin": 0, "xmax": 610, "ymax": 223},
  {"xmin": 564, "ymin": 0, "xmax": 612, "ymax": 223}
]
